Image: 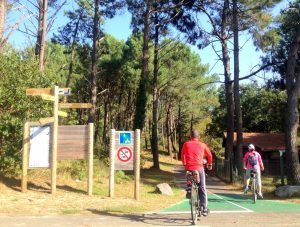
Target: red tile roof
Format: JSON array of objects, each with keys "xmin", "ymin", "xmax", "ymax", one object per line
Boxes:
[{"xmin": 227, "ymin": 132, "xmax": 285, "ymax": 151}]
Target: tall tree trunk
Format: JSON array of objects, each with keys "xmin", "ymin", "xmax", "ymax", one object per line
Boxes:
[
  {"xmin": 144, "ymin": 117, "xmax": 149, "ymax": 150},
  {"xmin": 178, "ymin": 103, "xmax": 183, "ymax": 160},
  {"xmin": 89, "ymin": 0, "xmax": 100, "ymax": 124},
  {"xmin": 35, "ymin": 0, "xmax": 43, "ymax": 57},
  {"xmin": 125, "ymin": 90, "xmax": 132, "ymax": 130},
  {"xmin": 166, "ymin": 104, "xmax": 172, "ymax": 156},
  {"xmin": 94, "ymin": 106, "xmax": 101, "ymax": 147},
  {"xmin": 64, "ymin": 13, "xmax": 81, "ymax": 103},
  {"xmin": 161, "ymin": 118, "xmax": 165, "ymax": 151},
  {"xmin": 133, "ymin": 0, "xmax": 152, "ymax": 131},
  {"xmin": 35, "ymin": 0, "xmax": 48, "ymax": 72},
  {"xmin": 0, "ymin": 0, "xmax": 6, "ymax": 42},
  {"xmin": 222, "ymin": 0, "xmax": 234, "ymax": 181},
  {"xmin": 102, "ymin": 100, "xmax": 108, "ymax": 147},
  {"xmin": 171, "ymin": 110, "xmax": 177, "ymax": 153},
  {"xmin": 233, "ymin": 0, "xmax": 243, "ymax": 177},
  {"xmin": 190, "ymin": 113, "xmax": 194, "ymax": 132},
  {"xmin": 117, "ymin": 84, "xmax": 124, "ymax": 130},
  {"xmin": 151, "ymin": 1, "xmax": 160, "ymax": 169},
  {"xmin": 285, "ymin": 25, "xmax": 300, "ymax": 185}
]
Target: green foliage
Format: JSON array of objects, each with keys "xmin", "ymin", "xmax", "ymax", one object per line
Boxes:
[
  {"xmin": 0, "ymin": 51, "xmax": 48, "ymax": 175},
  {"xmin": 207, "ymin": 83, "xmax": 287, "ymax": 138},
  {"xmin": 0, "ymin": 42, "xmax": 71, "ymax": 175},
  {"xmin": 115, "ymin": 170, "xmax": 133, "ymax": 184},
  {"xmin": 158, "ymin": 40, "xmax": 218, "ymax": 137},
  {"xmin": 70, "ymin": 160, "xmax": 87, "ymax": 180}
]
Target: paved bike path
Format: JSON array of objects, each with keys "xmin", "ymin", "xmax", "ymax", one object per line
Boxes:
[{"xmin": 159, "ymin": 166, "xmax": 300, "ymax": 214}]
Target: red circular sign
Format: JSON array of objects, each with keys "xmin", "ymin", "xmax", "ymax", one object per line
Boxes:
[{"xmin": 117, "ymin": 147, "xmax": 133, "ymax": 162}]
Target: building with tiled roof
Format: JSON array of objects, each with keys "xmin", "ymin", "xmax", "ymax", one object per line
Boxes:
[{"xmin": 224, "ymin": 132, "xmax": 288, "ymax": 175}]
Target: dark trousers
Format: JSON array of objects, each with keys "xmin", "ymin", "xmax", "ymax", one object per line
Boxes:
[{"xmin": 197, "ymin": 169, "xmax": 208, "ymax": 209}]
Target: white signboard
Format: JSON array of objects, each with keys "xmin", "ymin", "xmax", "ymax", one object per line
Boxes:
[{"xmin": 29, "ymin": 125, "xmax": 51, "ymax": 168}]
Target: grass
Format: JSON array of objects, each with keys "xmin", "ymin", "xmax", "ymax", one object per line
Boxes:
[
  {"xmin": 62, "ymin": 208, "xmax": 81, "ymax": 215},
  {"xmin": 0, "ymin": 150, "xmax": 185, "ymax": 215},
  {"xmin": 233, "ymin": 175, "xmax": 300, "ymax": 203}
]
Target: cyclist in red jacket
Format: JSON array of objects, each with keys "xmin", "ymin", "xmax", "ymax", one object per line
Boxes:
[{"xmin": 181, "ymin": 130, "xmax": 213, "ymax": 216}]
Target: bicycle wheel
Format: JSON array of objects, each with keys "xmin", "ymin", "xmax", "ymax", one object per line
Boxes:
[
  {"xmin": 252, "ymin": 179, "xmax": 257, "ymax": 204},
  {"xmin": 190, "ymin": 183, "xmax": 198, "ymax": 225}
]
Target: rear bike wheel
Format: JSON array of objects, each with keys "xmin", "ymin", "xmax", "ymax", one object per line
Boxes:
[
  {"xmin": 190, "ymin": 183, "xmax": 198, "ymax": 225},
  {"xmin": 252, "ymin": 178, "xmax": 257, "ymax": 204}
]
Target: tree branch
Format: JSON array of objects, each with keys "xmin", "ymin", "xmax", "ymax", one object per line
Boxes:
[
  {"xmin": 237, "ymin": 62, "xmax": 280, "ymax": 82},
  {"xmin": 0, "ymin": 14, "xmax": 33, "ymax": 48},
  {"xmin": 47, "ymin": 0, "xmax": 67, "ymax": 32}
]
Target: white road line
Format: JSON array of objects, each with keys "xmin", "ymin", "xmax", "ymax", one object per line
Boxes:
[
  {"xmin": 145, "ymin": 210, "xmax": 252, "ymax": 215},
  {"xmin": 208, "ymin": 191, "xmax": 253, "ymax": 212}
]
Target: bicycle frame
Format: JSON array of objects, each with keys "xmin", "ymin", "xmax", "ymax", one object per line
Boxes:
[
  {"xmin": 250, "ymin": 169, "xmax": 257, "ymax": 203},
  {"xmin": 186, "ymin": 170, "xmax": 201, "ymax": 225}
]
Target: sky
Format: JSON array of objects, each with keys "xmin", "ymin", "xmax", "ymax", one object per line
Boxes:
[{"xmin": 7, "ymin": 0, "xmax": 289, "ymax": 84}]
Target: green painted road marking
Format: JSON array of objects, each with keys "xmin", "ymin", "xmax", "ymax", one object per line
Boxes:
[
  {"xmin": 160, "ymin": 193, "xmax": 250, "ymax": 213},
  {"xmin": 214, "ymin": 193, "xmax": 300, "ymax": 213},
  {"xmin": 159, "ymin": 193, "xmax": 300, "ymax": 214}
]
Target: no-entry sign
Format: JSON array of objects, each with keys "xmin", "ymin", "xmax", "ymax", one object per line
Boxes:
[
  {"xmin": 117, "ymin": 147, "xmax": 133, "ymax": 162},
  {"xmin": 109, "ymin": 129, "xmax": 141, "ymax": 200},
  {"xmin": 113, "ymin": 131, "xmax": 135, "ymax": 170}
]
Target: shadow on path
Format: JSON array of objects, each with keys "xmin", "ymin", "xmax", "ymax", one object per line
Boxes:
[{"xmin": 87, "ymin": 209, "xmax": 193, "ymax": 226}]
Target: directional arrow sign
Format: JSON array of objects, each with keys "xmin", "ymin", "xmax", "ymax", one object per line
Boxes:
[
  {"xmin": 26, "ymin": 88, "xmax": 52, "ymax": 96},
  {"xmin": 41, "ymin": 94, "xmax": 55, "ymax": 101},
  {"xmin": 39, "ymin": 117, "xmax": 55, "ymax": 125},
  {"xmin": 58, "ymin": 111, "xmax": 68, "ymax": 117},
  {"xmin": 58, "ymin": 103, "xmax": 93, "ymax": 109},
  {"xmin": 58, "ymin": 88, "xmax": 71, "ymax": 95}
]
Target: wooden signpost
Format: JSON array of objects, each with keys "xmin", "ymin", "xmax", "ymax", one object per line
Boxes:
[
  {"xmin": 58, "ymin": 111, "xmax": 68, "ymax": 117},
  {"xmin": 23, "ymin": 86, "xmax": 94, "ymax": 195},
  {"xmin": 39, "ymin": 117, "xmax": 55, "ymax": 125},
  {"xmin": 58, "ymin": 103, "xmax": 93, "ymax": 109},
  {"xmin": 41, "ymin": 94, "xmax": 55, "ymax": 101},
  {"xmin": 26, "ymin": 88, "xmax": 52, "ymax": 96}
]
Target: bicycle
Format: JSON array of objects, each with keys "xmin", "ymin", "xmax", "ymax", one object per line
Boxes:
[
  {"xmin": 186, "ymin": 170, "xmax": 204, "ymax": 225},
  {"xmin": 249, "ymin": 169, "xmax": 258, "ymax": 203}
]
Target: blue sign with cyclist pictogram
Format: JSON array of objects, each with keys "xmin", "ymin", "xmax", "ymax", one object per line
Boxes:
[{"xmin": 119, "ymin": 132, "xmax": 132, "ymax": 145}]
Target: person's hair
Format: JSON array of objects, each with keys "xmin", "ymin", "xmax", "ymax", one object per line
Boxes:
[{"xmin": 191, "ymin": 130, "xmax": 199, "ymax": 138}]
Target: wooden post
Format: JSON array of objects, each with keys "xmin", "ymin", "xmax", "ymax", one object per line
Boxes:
[
  {"xmin": 88, "ymin": 123, "xmax": 94, "ymax": 195},
  {"xmin": 51, "ymin": 86, "xmax": 59, "ymax": 194},
  {"xmin": 134, "ymin": 129, "xmax": 141, "ymax": 201},
  {"xmin": 21, "ymin": 122, "xmax": 29, "ymax": 192},
  {"xmin": 109, "ymin": 129, "xmax": 115, "ymax": 197}
]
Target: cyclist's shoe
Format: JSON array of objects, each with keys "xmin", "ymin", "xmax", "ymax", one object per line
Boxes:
[
  {"xmin": 257, "ymin": 193, "xmax": 263, "ymax": 199},
  {"xmin": 243, "ymin": 187, "xmax": 249, "ymax": 194},
  {"xmin": 186, "ymin": 191, "xmax": 191, "ymax": 199},
  {"xmin": 202, "ymin": 208, "xmax": 209, "ymax": 217}
]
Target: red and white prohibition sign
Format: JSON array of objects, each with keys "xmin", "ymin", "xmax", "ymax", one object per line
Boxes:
[{"xmin": 117, "ymin": 147, "xmax": 133, "ymax": 162}]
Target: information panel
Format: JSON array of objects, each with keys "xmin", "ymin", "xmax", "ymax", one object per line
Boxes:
[{"xmin": 29, "ymin": 125, "xmax": 51, "ymax": 168}]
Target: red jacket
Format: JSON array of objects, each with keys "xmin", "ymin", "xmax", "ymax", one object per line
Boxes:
[{"xmin": 181, "ymin": 138, "xmax": 213, "ymax": 170}]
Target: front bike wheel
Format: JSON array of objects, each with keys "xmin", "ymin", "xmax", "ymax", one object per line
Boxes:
[
  {"xmin": 190, "ymin": 184, "xmax": 198, "ymax": 225},
  {"xmin": 252, "ymin": 180, "xmax": 257, "ymax": 204}
]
